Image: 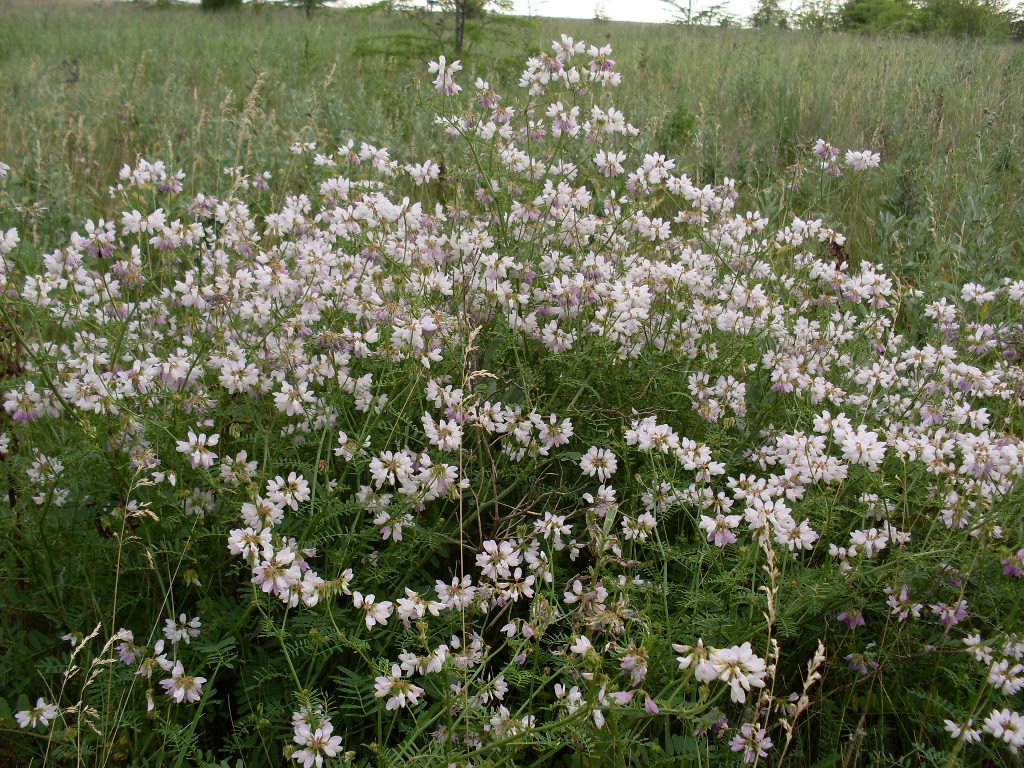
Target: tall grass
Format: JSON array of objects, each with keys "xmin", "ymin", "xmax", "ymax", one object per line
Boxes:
[
  {"xmin": 0, "ymin": 4, "xmax": 1021, "ymax": 278},
  {"xmin": 2, "ymin": 14, "xmax": 1024, "ymax": 767}
]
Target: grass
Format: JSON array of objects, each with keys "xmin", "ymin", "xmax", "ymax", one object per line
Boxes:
[
  {"xmin": 2, "ymin": 7, "xmax": 1024, "ymax": 766},
  {"xmin": 1, "ymin": 2, "xmax": 1022, "ymax": 286}
]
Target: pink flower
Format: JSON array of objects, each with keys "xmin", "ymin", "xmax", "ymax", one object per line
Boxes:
[
  {"xmin": 427, "ymin": 56, "xmax": 462, "ymax": 95},
  {"xmin": 15, "ymin": 698, "xmax": 59, "ymax": 729},
  {"xmin": 729, "ymin": 722, "xmax": 773, "ymax": 763},
  {"xmin": 160, "ymin": 661, "xmax": 206, "ymax": 704},
  {"xmin": 837, "ymin": 609, "xmax": 866, "ymax": 630},
  {"xmin": 699, "ymin": 513, "xmax": 741, "ymax": 547},
  {"xmin": 1002, "ymin": 549, "xmax": 1024, "ymax": 578},
  {"xmin": 175, "ymin": 430, "xmax": 219, "ymax": 469},
  {"xmin": 373, "ymin": 665, "xmax": 423, "ymax": 710}
]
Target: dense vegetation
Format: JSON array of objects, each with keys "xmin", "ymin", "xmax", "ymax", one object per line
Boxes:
[
  {"xmin": 1, "ymin": 5, "xmax": 1023, "ymax": 768},
  {"xmin": 2, "ymin": 4, "xmax": 1022, "ymax": 283},
  {"xmin": 834, "ymin": 0, "xmax": 1018, "ymax": 36}
]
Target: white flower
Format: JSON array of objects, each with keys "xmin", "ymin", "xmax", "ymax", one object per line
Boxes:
[
  {"xmin": 943, "ymin": 719, "xmax": 981, "ymax": 743},
  {"xmin": 395, "ymin": 588, "xmax": 443, "ymax": 625},
  {"xmin": 227, "ymin": 527, "xmax": 273, "ymax": 562},
  {"xmin": 368, "ymin": 450, "xmax": 414, "ymax": 489},
  {"xmin": 175, "ymin": 430, "xmax": 219, "ymax": 469},
  {"xmin": 334, "ymin": 430, "xmax": 369, "ymax": 460},
  {"xmin": 353, "ymin": 591, "xmax": 393, "ymax": 630},
  {"xmin": 135, "ymin": 639, "xmax": 172, "ymax": 678},
  {"xmin": 292, "ymin": 721, "xmax": 344, "ymax": 768},
  {"xmin": 373, "ymin": 665, "xmax": 424, "ymax": 710},
  {"xmin": 580, "ymin": 446, "xmax": 618, "ymax": 482},
  {"xmin": 850, "ymin": 527, "xmax": 888, "ymax": 558},
  {"xmin": 570, "ymin": 635, "xmax": 594, "ymax": 655},
  {"xmin": 673, "ymin": 638, "xmax": 711, "ymax": 672},
  {"xmin": 266, "ymin": 472, "xmax": 311, "ymax": 511},
  {"xmin": 422, "ymin": 412, "xmax": 463, "ymax": 451},
  {"xmin": 844, "ymin": 149, "xmax": 880, "ymax": 171},
  {"xmin": 275, "ymin": 381, "xmax": 315, "ymax": 417},
  {"xmin": 163, "ymin": 614, "xmax": 202, "ymax": 644},
  {"xmin": 837, "ymin": 425, "xmax": 886, "ymax": 471},
  {"xmin": 435, "ymin": 576, "xmax": 477, "ymax": 609},
  {"xmin": 707, "ymin": 642, "xmax": 767, "ymax": 703},
  {"xmin": 964, "ymin": 634, "xmax": 993, "ymax": 664},
  {"xmin": 594, "ymin": 149, "xmax": 626, "ymax": 177},
  {"xmin": 475, "ymin": 539, "xmax": 521, "ymax": 580},
  {"xmin": 15, "ymin": 698, "xmax": 59, "ymax": 729},
  {"xmin": 982, "ymin": 708, "xmax": 1024, "ymax": 750},
  {"xmin": 241, "ymin": 497, "xmax": 285, "ymax": 528},
  {"xmin": 961, "ymin": 282, "xmax": 996, "ymax": 304},
  {"xmin": 554, "ymin": 682, "xmax": 584, "ymax": 714},
  {"xmin": 534, "ymin": 512, "xmax": 571, "ymax": 549},
  {"xmin": 374, "ymin": 508, "xmax": 413, "ymax": 542},
  {"xmin": 427, "ymin": 56, "xmax": 462, "ymax": 95},
  {"xmin": 774, "ymin": 517, "xmax": 820, "ymax": 552},
  {"xmin": 159, "ymin": 661, "xmax": 206, "ymax": 704}
]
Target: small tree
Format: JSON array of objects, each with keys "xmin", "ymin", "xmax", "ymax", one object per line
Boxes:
[
  {"xmin": 916, "ymin": 0, "xmax": 1013, "ymax": 35},
  {"xmin": 388, "ymin": 0, "xmax": 513, "ymax": 54},
  {"xmin": 792, "ymin": 0, "xmax": 843, "ymax": 28},
  {"xmin": 839, "ymin": 0, "xmax": 918, "ymax": 30},
  {"xmin": 751, "ymin": 0, "xmax": 790, "ymax": 26},
  {"xmin": 426, "ymin": 0, "xmax": 511, "ymax": 53},
  {"xmin": 276, "ymin": 0, "xmax": 331, "ymax": 18},
  {"xmin": 200, "ymin": 0, "xmax": 242, "ymax": 8},
  {"xmin": 660, "ymin": 0, "xmax": 739, "ymax": 25}
]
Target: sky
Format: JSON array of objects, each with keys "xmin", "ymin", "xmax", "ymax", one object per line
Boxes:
[
  {"xmin": 121, "ymin": 0, "xmax": 758, "ymax": 25},
  {"xmin": 333, "ymin": 0, "xmax": 759, "ymax": 25},
  {"xmin": 502, "ymin": 0, "xmax": 753, "ymax": 23}
]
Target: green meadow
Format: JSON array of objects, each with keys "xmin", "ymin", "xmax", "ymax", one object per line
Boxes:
[
  {"xmin": 1, "ymin": 2, "xmax": 1022, "ymax": 286},
  {"xmin": 4, "ymin": 6, "xmax": 1024, "ymax": 767}
]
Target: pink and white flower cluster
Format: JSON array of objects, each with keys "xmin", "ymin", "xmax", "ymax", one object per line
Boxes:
[{"xmin": 5, "ymin": 33, "xmax": 1024, "ymax": 766}]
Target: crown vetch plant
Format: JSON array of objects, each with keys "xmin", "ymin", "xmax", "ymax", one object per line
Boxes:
[{"xmin": 1, "ymin": 35, "xmax": 1023, "ymax": 768}]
